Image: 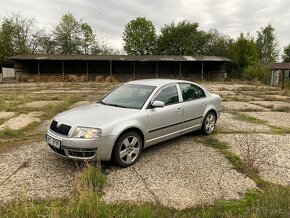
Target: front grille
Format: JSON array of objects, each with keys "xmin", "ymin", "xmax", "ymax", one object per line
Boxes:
[
  {"xmin": 50, "ymin": 120, "xmax": 71, "ymax": 136},
  {"xmin": 68, "ymin": 150, "xmax": 96, "ymax": 158},
  {"xmin": 48, "ymin": 144, "xmax": 65, "ymax": 156}
]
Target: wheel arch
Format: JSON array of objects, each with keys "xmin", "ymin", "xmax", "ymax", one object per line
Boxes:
[{"xmin": 115, "ymin": 127, "xmax": 145, "ymax": 149}]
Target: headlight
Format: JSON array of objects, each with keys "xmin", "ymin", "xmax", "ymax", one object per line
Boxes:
[{"xmin": 72, "ymin": 127, "xmax": 102, "ymax": 139}]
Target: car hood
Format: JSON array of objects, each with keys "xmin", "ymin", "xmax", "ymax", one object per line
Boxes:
[{"xmin": 54, "ymin": 103, "xmax": 139, "ymax": 128}]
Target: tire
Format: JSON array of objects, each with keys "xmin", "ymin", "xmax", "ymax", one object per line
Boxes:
[
  {"xmin": 201, "ymin": 111, "xmax": 216, "ymax": 135},
  {"xmin": 113, "ymin": 131, "xmax": 142, "ymax": 167}
]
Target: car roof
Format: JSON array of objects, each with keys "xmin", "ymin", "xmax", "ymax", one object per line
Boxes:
[{"xmin": 126, "ymin": 79, "xmax": 193, "ymax": 87}]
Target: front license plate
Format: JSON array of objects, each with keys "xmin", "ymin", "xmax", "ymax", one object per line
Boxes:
[{"xmin": 47, "ymin": 135, "xmax": 61, "ymax": 149}]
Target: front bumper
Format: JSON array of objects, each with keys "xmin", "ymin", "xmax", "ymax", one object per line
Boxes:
[{"xmin": 46, "ymin": 129, "xmax": 116, "ymax": 161}]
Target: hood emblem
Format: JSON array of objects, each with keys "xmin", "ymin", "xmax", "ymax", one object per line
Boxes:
[{"xmin": 56, "ymin": 122, "xmax": 62, "ymax": 128}]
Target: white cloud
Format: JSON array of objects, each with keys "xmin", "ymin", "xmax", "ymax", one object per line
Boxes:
[{"xmin": 0, "ymin": 0, "xmax": 289, "ymax": 52}]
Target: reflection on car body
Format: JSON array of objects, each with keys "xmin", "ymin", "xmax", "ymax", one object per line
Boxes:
[{"xmin": 46, "ymin": 79, "xmax": 221, "ymax": 167}]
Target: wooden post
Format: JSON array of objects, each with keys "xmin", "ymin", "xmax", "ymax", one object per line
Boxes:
[
  {"xmin": 37, "ymin": 60, "xmax": 40, "ymax": 82},
  {"xmin": 201, "ymin": 62, "xmax": 204, "ymax": 81},
  {"xmin": 156, "ymin": 62, "xmax": 159, "ymax": 78},
  {"xmin": 179, "ymin": 62, "xmax": 182, "ymax": 78},
  {"xmin": 282, "ymin": 70, "xmax": 285, "ymax": 89},
  {"xmin": 109, "ymin": 60, "xmax": 112, "ymax": 76},
  {"xmin": 62, "ymin": 61, "xmax": 65, "ymax": 82},
  {"xmin": 133, "ymin": 62, "xmax": 136, "ymax": 79},
  {"xmin": 86, "ymin": 61, "xmax": 89, "ymax": 82}
]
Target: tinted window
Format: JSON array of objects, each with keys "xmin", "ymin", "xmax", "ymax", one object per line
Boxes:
[
  {"xmin": 154, "ymin": 85, "xmax": 179, "ymax": 106},
  {"xmin": 179, "ymin": 83, "xmax": 206, "ymax": 101}
]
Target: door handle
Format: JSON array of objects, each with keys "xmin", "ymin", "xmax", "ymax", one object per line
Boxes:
[{"xmin": 177, "ymin": 108, "xmax": 183, "ymax": 112}]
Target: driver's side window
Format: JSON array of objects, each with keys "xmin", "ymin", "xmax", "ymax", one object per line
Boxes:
[{"xmin": 154, "ymin": 85, "xmax": 179, "ymax": 106}]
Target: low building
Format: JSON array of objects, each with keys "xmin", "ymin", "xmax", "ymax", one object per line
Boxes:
[{"xmin": 2, "ymin": 54, "xmax": 231, "ymax": 82}]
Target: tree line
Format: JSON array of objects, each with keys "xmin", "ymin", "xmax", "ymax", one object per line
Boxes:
[{"xmin": 1, "ymin": 13, "xmax": 290, "ymax": 80}]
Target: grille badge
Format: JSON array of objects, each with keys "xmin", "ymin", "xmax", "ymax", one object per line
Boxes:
[{"xmin": 56, "ymin": 122, "xmax": 62, "ymax": 128}]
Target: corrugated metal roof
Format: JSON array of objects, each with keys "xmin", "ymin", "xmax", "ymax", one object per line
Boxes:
[
  {"xmin": 6, "ymin": 54, "xmax": 232, "ymax": 62},
  {"xmin": 273, "ymin": 63, "xmax": 290, "ymax": 70}
]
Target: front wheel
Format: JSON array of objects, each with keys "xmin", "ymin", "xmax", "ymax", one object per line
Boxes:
[
  {"xmin": 113, "ymin": 131, "xmax": 142, "ymax": 167},
  {"xmin": 202, "ymin": 111, "xmax": 216, "ymax": 135}
]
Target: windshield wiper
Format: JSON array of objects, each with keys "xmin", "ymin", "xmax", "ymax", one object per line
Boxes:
[
  {"xmin": 99, "ymin": 100, "xmax": 108, "ymax": 105},
  {"xmin": 107, "ymin": 103, "xmax": 126, "ymax": 108}
]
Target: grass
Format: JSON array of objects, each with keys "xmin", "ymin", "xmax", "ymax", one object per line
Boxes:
[
  {"xmin": 270, "ymin": 126, "xmax": 290, "ymax": 135},
  {"xmin": 0, "ymin": 121, "xmax": 42, "ymax": 141},
  {"xmin": 1, "ymin": 162, "xmax": 290, "ymax": 217},
  {"xmin": 42, "ymin": 95, "xmax": 83, "ymax": 119},
  {"xmin": 231, "ymin": 112, "xmax": 268, "ymax": 125}
]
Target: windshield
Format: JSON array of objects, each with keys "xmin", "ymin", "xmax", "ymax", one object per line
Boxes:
[{"xmin": 100, "ymin": 84, "xmax": 156, "ymax": 109}]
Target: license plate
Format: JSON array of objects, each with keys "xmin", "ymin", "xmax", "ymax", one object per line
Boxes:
[{"xmin": 47, "ymin": 135, "xmax": 61, "ymax": 149}]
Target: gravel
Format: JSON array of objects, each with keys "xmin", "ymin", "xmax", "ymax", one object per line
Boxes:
[
  {"xmin": 215, "ymin": 134, "xmax": 290, "ymax": 185},
  {"xmin": 222, "ymin": 101, "xmax": 268, "ymax": 112},
  {"xmin": 0, "ymin": 141, "xmax": 78, "ymax": 203},
  {"xmin": 242, "ymin": 112, "xmax": 290, "ymax": 128},
  {"xmin": 250, "ymin": 101, "xmax": 290, "ymax": 109},
  {"xmin": 102, "ymin": 136, "xmax": 256, "ymax": 210},
  {"xmin": 217, "ymin": 112, "xmax": 271, "ymax": 132}
]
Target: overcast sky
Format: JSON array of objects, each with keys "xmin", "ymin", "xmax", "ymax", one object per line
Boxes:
[{"xmin": 1, "ymin": 0, "xmax": 290, "ymax": 54}]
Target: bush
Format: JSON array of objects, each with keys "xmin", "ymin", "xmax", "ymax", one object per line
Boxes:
[{"xmin": 243, "ymin": 64, "xmax": 272, "ymax": 84}]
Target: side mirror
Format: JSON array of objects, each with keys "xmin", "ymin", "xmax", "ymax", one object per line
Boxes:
[{"xmin": 151, "ymin": 100, "xmax": 165, "ymax": 108}]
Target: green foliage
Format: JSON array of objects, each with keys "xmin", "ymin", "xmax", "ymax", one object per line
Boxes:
[
  {"xmin": 0, "ymin": 13, "xmax": 41, "ymax": 59},
  {"xmin": 52, "ymin": 13, "xmax": 83, "ymax": 54},
  {"xmin": 228, "ymin": 33, "xmax": 259, "ymax": 78},
  {"xmin": 243, "ymin": 64, "xmax": 272, "ymax": 83},
  {"xmin": 156, "ymin": 20, "xmax": 209, "ymax": 55},
  {"xmin": 282, "ymin": 44, "xmax": 290, "ymax": 62},
  {"xmin": 203, "ymin": 28, "xmax": 233, "ymax": 57},
  {"xmin": 42, "ymin": 95, "xmax": 83, "ymax": 119},
  {"xmin": 256, "ymin": 24, "xmax": 279, "ymax": 64},
  {"xmin": 123, "ymin": 17, "xmax": 157, "ymax": 55}
]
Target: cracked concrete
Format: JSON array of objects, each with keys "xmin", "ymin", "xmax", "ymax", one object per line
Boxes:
[
  {"xmin": 102, "ymin": 136, "xmax": 256, "ymax": 210},
  {"xmin": 0, "ymin": 141, "xmax": 78, "ymax": 203}
]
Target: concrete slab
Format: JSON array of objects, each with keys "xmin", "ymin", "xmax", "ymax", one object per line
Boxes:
[
  {"xmin": 243, "ymin": 112, "xmax": 290, "ymax": 128},
  {"xmin": 217, "ymin": 112, "xmax": 271, "ymax": 133},
  {"xmin": 0, "ymin": 141, "xmax": 77, "ymax": 203},
  {"xmin": 215, "ymin": 134, "xmax": 290, "ymax": 185},
  {"xmin": 102, "ymin": 136, "xmax": 256, "ymax": 210}
]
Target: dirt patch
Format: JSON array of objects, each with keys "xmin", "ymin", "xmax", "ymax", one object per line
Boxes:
[
  {"xmin": 102, "ymin": 136, "xmax": 256, "ymax": 210},
  {"xmin": 215, "ymin": 134, "xmax": 290, "ymax": 185},
  {"xmin": 69, "ymin": 101, "xmax": 92, "ymax": 109},
  {"xmin": 0, "ymin": 112, "xmax": 41, "ymax": 130}
]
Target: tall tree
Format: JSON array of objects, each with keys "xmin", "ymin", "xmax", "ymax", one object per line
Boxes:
[
  {"xmin": 203, "ymin": 29, "xmax": 233, "ymax": 57},
  {"xmin": 80, "ymin": 23, "xmax": 96, "ymax": 54},
  {"xmin": 0, "ymin": 13, "xmax": 41, "ymax": 59},
  {"xmin": 157, "ymin": 20, "xmax": 209, "ymax": 55},
  {"xmin": 282, "ymin": 44, "xmax": 290, "ymax": 62},
  {"xmin": 256, "ymin": 24, "xmax": 279, "ymax": 64},
  {"xmin": 229, "ymin": 33, "xmax": 258, "ymax": 78},
  {"xmin": 53, "ymin": 13, "xmax": 82, "ymax": 54},
  {"xmin": 123, "ymin": 17, "xmax": 157, "ymax": 55}
]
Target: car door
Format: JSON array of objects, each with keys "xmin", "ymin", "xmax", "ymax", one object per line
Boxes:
[
  {"xmin": 178, "ymin": 83, "xmax": 207, "ymax": 133},
  {"xmin": 146, "ymin": 84, "xmax": 183, "ymax": 146}
]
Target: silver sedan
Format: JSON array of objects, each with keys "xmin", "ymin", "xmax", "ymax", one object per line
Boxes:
[{"xmin": 46, "ymin": 79, "xmax": 221, "ymax": 167}]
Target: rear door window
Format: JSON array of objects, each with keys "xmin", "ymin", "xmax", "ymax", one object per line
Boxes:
[{"xmin": 179, "ymin": 83, "xmax": 206, "ymax": 102}]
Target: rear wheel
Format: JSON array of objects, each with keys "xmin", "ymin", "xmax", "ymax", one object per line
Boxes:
[
  {"xmin": 113, "ymin": 131, "xmax": 142, "ymax": 167},
  {"xmin": 202, "ymin": 111, "xmax": 216, "ymax": 135}
]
